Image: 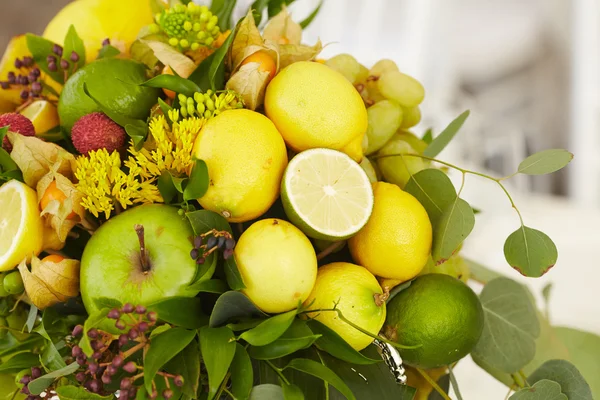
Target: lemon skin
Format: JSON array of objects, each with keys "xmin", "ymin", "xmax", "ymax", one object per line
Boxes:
[
  {"xmin": 348, "ymin": 181, "xmax": 432, "ymax": 281},
  {"xmin": 234, "ymin": 219, "xmax": 317, "ymax": 314},
  {"xmin": 265, "ymin": 61, "xmax": 368, "ymax": 162},
  {"xmin": 303, "ymin": 262, "xmax": 386, "ymax": 351},
  {"xmin": 193, "ymin": 109, "xmax": 288, "ymax": 223}
]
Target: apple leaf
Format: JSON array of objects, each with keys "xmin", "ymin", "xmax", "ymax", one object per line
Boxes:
[
  {"xmin": 0, "ymin": 352, "xmax": 39, "ymax": 373},
  {"xmin": 231, "ymin": 343, "xmax": 254, "ymax": 400},
  {"xmin": 62, "ymin": 25, "xmax": 86, "ymax": 70},
  {"xmin": 200, "ymin": 326, "xmax": 237, "ymax": 399},
  {"xmin": 55, "ymin": 385, "xmax": 114, "ymax": 400},
  {"xmin": 283, "ymin": 359, "xmax": 356, "ymax": 400},
  {"xmin": 97, "ymin": 44, "xmax": 120, "ymax": 59},
  {"xmin": 248, "ymin": 321, "xmax": 321, "ymax": 360},
  {"xmin": 183, "ymin": 159, "xmax": 209, "ymax": 200},
  {"xmin": 209, "ymin": 291, "xmax": 267, "ymax": 328},
  {"xmin": 92, "ymin": 297, "xmax": 122, "ymax": 310},
  {"xmin": 186, "ymin": 210, "xmax": 232, "ymax": 236},
  {"xmin": 147, "ymin": 297, "xmax": 208, "ymax": 329},
  {"xmin": 164, "ymin": 338, "xmax": 201, "ymax": 398},
  {"xmin": 239, "ymin": 310, "xmax": 297, "ymax": 346},
  {"xmin": 144, "ymin": 327, "xmax": 197, "ymax": 393}
]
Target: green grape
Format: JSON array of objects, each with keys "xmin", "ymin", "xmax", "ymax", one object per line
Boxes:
[
  {"xmin": 370, "ymin": 156, "xmax": 383, "ymax": 180},
  {"xmin": 369, "ymin": 59, "xmax": 399, "ymax": 77},
  {"xmin": 400, "ymin": 106, "xmax": 421, "ymax": 129},
  {"xmin": 0, "ymin": 273, "xmax": 8, "ymax": 297},
  {"xmin": 3, "ymin": 272, "xmax": 24, "ymax": 295},
  {"xmin": 362, "ymin": 79, "xmax": 386, "ymax": 104},
  {"xmin": 377, "ymin": 70, "xmax": 425, "ymax": 107},
  {"xmin": 359, "ymin": 158, "xmax": 378, "ymax": 183},
  {"xmin": 356, "ymin": 64, "xmax": 370, "ymax": 84},
  {"xmin": 377, "ymin": 134, "xmax": 428, "ymax": 188},
  {"xmin": 365, "ymin": 100, "xmax": 403, "ymax": 155},
  {"xmin": 395, "ymin": 130, "xmax": 428, "ymax": 153},
  {"xmin": 325, "ymin": 54, "xmax": 361, "ymax": 84}
]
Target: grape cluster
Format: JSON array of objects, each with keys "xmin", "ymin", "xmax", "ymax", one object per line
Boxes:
[
  {"xmin": 66, "ymin": 304, "xmax": 183, "ymax": 399},
  {"xmin": 152, "ymin": 3, "xmax": 221, "ymax": 52},
  {"xmin": 191, "ymin": 229, "xmax": 236, "ymax": 264},
  {"xmin": 0, "ymin": 55, "xmax": 42, "ymax": 101},
  {"xmin": 175, "ymin": 90, "xmax": 243, "ymax": 120}
]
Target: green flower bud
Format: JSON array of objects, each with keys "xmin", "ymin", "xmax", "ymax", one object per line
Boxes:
[
  {"xmin": 178, "ymin": 94, "xmax": 188, "ymax": 103},
  {"xmin": 200, "ymin": 12, "xmax": 209, "ymax": 22},
  {"xmin": 191, "ymin": 42, "xmax": 200, "ymax": 51},
  {"xmin": 181, "ymin": 107, "xmax": 188, "ymax": 118},
  {"xmin": 205, "ymin": 97, "xmax": 215, "ymax": 111},
  {"xmin": 180, "ymin": 39, "xmax": 190, "ymax": 48},
  {"xmin": 193, "ymin": 22, "xmax": 201, "ymax": 32},
  {"xmin": 169, "ymin": 37, "xmax": 179, "ymax": 47},
  {"xmin": 204, "ymin": 37, "xmax": 214, "ymax": 46},
  {"xmin": 196, "ymin": 102, "xmax": 206, "ymax": 114},
  {"xmin": 197, "ymin": 31, "xmax": 207, "ymax": 40},
  {"xmin": 183, "ymin": 21, "xmax": 192, "ymax": 31},
  {"xmin": 187, "ymin": 104, "xmax": 196, "ymax": 116}
]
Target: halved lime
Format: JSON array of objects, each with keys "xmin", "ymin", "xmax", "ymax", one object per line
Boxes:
[{"xmin": 281, "ymin": 148, "xmax": 374, "ymax": 240}]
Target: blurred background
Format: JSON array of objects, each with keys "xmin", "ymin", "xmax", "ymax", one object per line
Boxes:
[{"xmin": 2, "ymin": 0, "xmax": 599, "ymax": 397}]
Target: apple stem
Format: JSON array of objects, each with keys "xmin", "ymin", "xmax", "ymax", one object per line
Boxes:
[{"xmin": 134, "ymin": 224, "xmax": 151, "ymax": 273}]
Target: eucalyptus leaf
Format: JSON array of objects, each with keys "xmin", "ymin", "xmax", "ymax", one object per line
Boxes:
[
  {"xmin": 143, "ymin": 327, "xmax": 197, "ymax": 392},
  {"xmin": 423, "ymin": 110, "xmax": 469, "ymax": 157},
  {"xmin": 209, "ymin": 291, "xmax": 266, "ymax": 328},
  {"xmin": 28, "ymin": 362, "xmax": 79, "ymax": 395},
  {"xmin": 283, "ymin": 358, "xmax": 356, "ymax": 400},
  {"xmin": 140, "ymin": 74, "xmax": 200, "ymax": 97},
  {"xmin": 471, "ymin": 278, "xmax": 540, "ymax": 373},
  {"xmin": 240, "ymin": 310, "xmax": 297, "ymax": 346},
  {"xmin": 147, "ymin": 297, "xmax": 208, "ymax": 329},
  {"xmin": 97, "ymin": 45, "xmax": 121, "ymax": 59},
  {"xmin": 199, "ymin": 326, "xmax": 236, "ymax": 398},
  {"xmin": 26, "ymin": 34, "xmax": 64, "ymax": 84},
  {"xmin": 431, "ymin": 198, "xmax": 475, "ymax": 264},
  {"xmin": 300, "ymin": 1, "xmax": 323, "ymax": 28},
  {"xmin": 164, "ymin": 338, "xmax": 201, "ymax": 398},
  {"xmin": 0, "ymin": 352, "xmax": 39, "ymax": 373},
  {"xmin": 250, "ymin": 384, "xmax": 285, "ymax": 400},
  {"xmin": 517, "ymin": 149, "xmax": 573, "ymax": 175},
  {"xmin": 509, "ymin": 379, "xmax": 567, "ymax": 400},
  {"xmin": 528, "ymin": 359, "xmax": 593, "ymax": 400},
  {"xmin": 306, "ymin": 320, "xmax": 380, "ymax": 365},
  {"xmin": 404, "ymin": 168, "xmax": 457, "ymax": 225},
  {"xmin": 504, "ymin": 227, "xmax": 558, "ymax": 277},
  {"xmin": 56, "ymin": 385, "xmax": 114, "ymax": 400},
  {"xmin": 225, "ymin": 255, "xmax": 246, "ymax": 290},
  {"xmin": 231, "ymin": 343, "xmax": 253, "ymax": 400},
  {"xmin": 555, "ymin": 327, "xmax": 600, "ymax": 397},
  {"xmin": 183, "ymin": 159, "xmax": 209, "ymax": 200},
  {"xmin": 62, "ymin": 25, "xmax": 86, "ymax": 70}
]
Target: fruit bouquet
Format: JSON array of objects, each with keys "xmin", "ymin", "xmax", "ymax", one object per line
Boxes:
[{"xmin": 0, "ymin": 1, "xmax": 594, "ymax": 399}]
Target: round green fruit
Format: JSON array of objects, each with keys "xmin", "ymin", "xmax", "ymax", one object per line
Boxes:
[
  {"xmin": 384, "ymin": 274, "xmax": 484, "ymax": 369},
  {"xmin": 377, "ymin": 132, "xmax": 428, "ymax": 188},
  {"xmin": 58, "ymin": 58, "xmax": 160, "ymax": 132},
  {"xmin": 0, "ymin": 273, "xmax": 9, "ymax": 297},
  {"xmin": 3, "ymin": 272, "xmax": 24, "ymax": 295},
  {"xmin": 80, "ymin": 204, "xmax": 203, "ymax": 327}
]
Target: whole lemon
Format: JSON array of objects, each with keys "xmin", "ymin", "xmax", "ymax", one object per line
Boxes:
[
  {"xmin": 193, "ymin": 109, "xmax": 287, "ymax": 222},
  {"xmin": 348, "ymin": 181, "xmax": 432, "ymax": 281},
  {"xmin": 234, "ymin": 219, "xmax": 317, "ymax": 313},
  {"xmin": 303, "ymin": 262, "xmax": 386, "ymax": 351},
  {"xmin": 43, "ymin": 0, "xmax": 154, "ymax": 62},
  {"xmin": 264, "ymin": 61, "xmax": 368, "ymax": 162}
]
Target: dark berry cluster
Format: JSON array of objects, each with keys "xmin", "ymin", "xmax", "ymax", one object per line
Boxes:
[
  {"xmin": 191, "ymin": 229, "xmax": 236, "ymax": 264},
  {"xmin": 0, "ymin": 56, "xmax": 42, "ymax": 101},
  {"xmin": 68, "ymin": 304, "xmax": 183, "ymax": 399},
  {"xmin": 16, "ymin": 366, "xmax": 43, "ymax": 400},
  {"xmin": 46, "ymin": 44, "xmax": 81, "ymax": 78}
]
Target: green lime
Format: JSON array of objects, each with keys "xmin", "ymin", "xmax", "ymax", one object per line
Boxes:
[
  {"xmin": 3, "ymin": 272, "xmax": 24, "ymax": 295},
  {"xmin": 58, "ymin": 58, "xmax": 161, "ymax": 132},
  {"xmin": 384, "ymin": 273, "xmax": 484, "ymax": 369},
  {"xmin": 281, "ymin": 148, "xmax": 374, "ymax": 240}
]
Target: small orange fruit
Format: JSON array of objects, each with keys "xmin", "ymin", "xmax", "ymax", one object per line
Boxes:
[
  {"xmin": 161, "ymin": 66, "xmax": 176, "ymax": 99},
  {"xmin": 241, "ymin": 50, "xmax": 277, "ymax": 81},
  {"xmin": 214, "ymin": 30, "xmax": 231, "ymax": 48},
  {"xmin": 40, "ymin": 180, "xmax": 76, "ymax": 219},
  {"xmin": 42, "ymin": 254, "xmax": 65, "ymax": 263}
]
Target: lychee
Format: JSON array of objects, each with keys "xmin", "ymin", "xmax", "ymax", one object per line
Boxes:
[
  {"xmin": 0, "ymin": 113, "xmax": 35, "ymax": 152},
  {"xmin": 71, "ymin": 112, "xmax": 126, "ymax": 154}
]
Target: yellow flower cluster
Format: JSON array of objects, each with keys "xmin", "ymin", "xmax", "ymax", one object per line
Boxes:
[
  {"xmin": 128, "ymin": 112, "xmax": 205, "ymax": 178},
  {"xmin": 74, "ymin": 149, "xmax": 162, "ymax": 219}
]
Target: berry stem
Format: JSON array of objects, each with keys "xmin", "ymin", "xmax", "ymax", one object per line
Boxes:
[
  {"xmin": 122, "ymin": 341, "xmax": 146, "ymax": 358},
  {"xmin": 416, "ymin": 368, "xmax": 452, "ymax": 400},
  {"xmin": 134, "ymin": 224, "xmax": 151, "ymax": 273}
]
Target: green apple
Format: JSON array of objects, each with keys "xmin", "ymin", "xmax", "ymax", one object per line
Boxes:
[{"xmin": 80, "ymin": 204, "xmax": 203, "ymax": 319}]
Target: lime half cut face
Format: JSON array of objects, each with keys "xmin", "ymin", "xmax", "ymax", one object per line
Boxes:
[{"xmin": 281, "ymin": 148, "xmax": 374, "ymax": 241}]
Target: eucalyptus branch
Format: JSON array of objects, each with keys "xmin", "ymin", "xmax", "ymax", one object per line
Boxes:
[
  {"xmin": 416, "ymin": 368, "xmax": 452, "ymax": 400},
  {"xmin": 265, "ymin": 360, "xmax": 290, "ymax": 385},
  {"xmin": 510, "ymin": 372, "xmax": 526, "ymax": 389},
  {"xmin": 518, "ymin": 369, "xmax": 529, "ymax": 386}
]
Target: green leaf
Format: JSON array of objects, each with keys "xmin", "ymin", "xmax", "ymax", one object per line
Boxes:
[
  {"xmin": 423, "ymin": 110, "xmax": 469, "ymax": 157},
  {"xmin": 300, "ymin": 1, "xmax": 323, "ymax": 28},
  {"xmin": 386, "ymin": 281, "xmax": 412, "ymax": 304},
  {"xmin": 283, "ymin": 358, "xmax": 356, "ymax": 400},
  {"xmin": 509, "ymin": 380, "xmax": 567, "ymax": 400},
  {"xmin": 528, "ymin": 359, "xmax": 593, "ymax": 400},
  {"xmin": 25, "ymin": 305, "xmax": 37, "ymax": 333},
  {"xmin": 164, "ymin": 338, "xmax": 201, "ymax": 398},
  {"xmin": 464, "ymin": 258, "xmax": 505, "ymax": 284},
  {"xmin": 186, "ymin": 209, "xmax": 232, "ymax": 236},
  {"xmin": 282, "ymin": 382, "xmax": 304, "ymax": 400},
  {"xmin": 143, "ymin": 327, "xmax": 197, "ymax": 392},
  {"xmin": 0, "ymin": 352, "xmax": 39, "ymax": 373},
  {"xmin": 268, "ymin": 0, "xmax": 297, "ymax": 18},
  {"xmin": 422, "ymin": 128, "xmax": 433, "ymax": 144},
  {"xmin": 428, "ymin": 374, "xmax": 450, "ymax": 400},
  {"xmin": 231, "ymin": 343, "xmax": 253, "ymax": 400},
  {"xmin": 209, "ymin": 291, "xmax": 267, "ymax": 328},
  {"xmin": 248, "ymin": 335, "xmax": 320, "ymax": 360},
  {"xmin": 158, "ymin": 97, "xmax": 173, "ymax": 120},
  {"xmin": 517, "ymin": 149, "xmax": 573, "ymax": 175},
  {"xmin": 504, "ymin": 227, "xmax": 558, "ymax": 277},
  {"xmin": 187, "ymin": 278, "xmax": 228, "ymax": 294},
  {"xmin": 431, "ymin": 198, "xmax": 475, "ymax": 264},
  {"xmin": 211, "ymin": 0, "xmax": 238, "ymax": 30},
  {"xmin": 56, "ymin": 385, "xmax": 114, "ymax": 400},
  {"xmin": 40, "ymin": 339, "xmax": 67, "ymax": 371},
  {"xmin": 250, "ymin": 0, "xmax": 270, "ymax": 25},
  {"xmin": 26, "ymin": 34, "xmax": 64, "ymax": 84},
  {"xmin": 28, "ymin": 362, "xmax": 79, "ymax": 395},
  {"xmin": 240, "ymin": 310, "xmax": 297, "ymax": 346},
  {"xmin": 183, "ymin": 159, "xmax": 209, "ymax": 200},
  {"xmin": 555, "ymin": 327, "xmax": 600, "ymax": 398},
  {"xmin": 404, "ymin": 168, "xmax": 457, "ymax": 225},
  {"xmin": 189, "ymin": 51, "xmax": 216, "ymax": 91},
  {"xmin": 92, "ymin": 297, "xmax": 122, "ymax": 310},
  {"xmin": 158, "ymin": 171, "xmax": 178, "ymax": 204},
  {"xmin": 471, "ymin": 278, "xmax": 540, "ymax": 373},
  {"xmin": 79, "ymin": 308, "xmax": 109, "ymax": 357},
  {"xmin": 208, "ymin": 21, "xmax": 237, "ymax": 90},
  {"xmin": 147, "ymin": 297, "xmax": 208, "ymax": 329},
  {"xmin": 250, "ymin": 384, "xmax": 285, "ymax": 400},
  {"xmin": 306, "ymin": 320, "xmax": 380, "ymax": 365},
  {"xmin": 140, "ymin": 74, "xmax": 200, "ymax": 97},
  {"xmin": 199, "ymin": 326, "xmax": 236, "ymax": 398},
  {"xmin": 225, "ymin": 255, "xmax": 246, "ymax": 290},
  {"xmin": 97, "ymin": 45, "xmax": 121, "ymax": 59},
  {"xmin": 62, "ymin": 25, "xmax": 86, "ymax": 70}
]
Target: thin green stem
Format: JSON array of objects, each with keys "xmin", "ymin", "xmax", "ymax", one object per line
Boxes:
[
  {"xmin": 511, "ymin": 373, "xmax": 526, "ymax": 389},
  {"xmin": 416, "ymin": 368, "xmax": 452, "ymax": 400},
  {"xmin": 215, "ymin": 372, "xmax": 231, "ymax": 399},
  {"xmin": 518, "ymin": 370, "xmax": 529, "ymax": 386},
  {"xmin": 265, "ymin": 360, "xmax": 290, "ymax": 385},
  {"xmin": 223, "ymin": 388, "xmax": 235, "ymax": 398}
]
